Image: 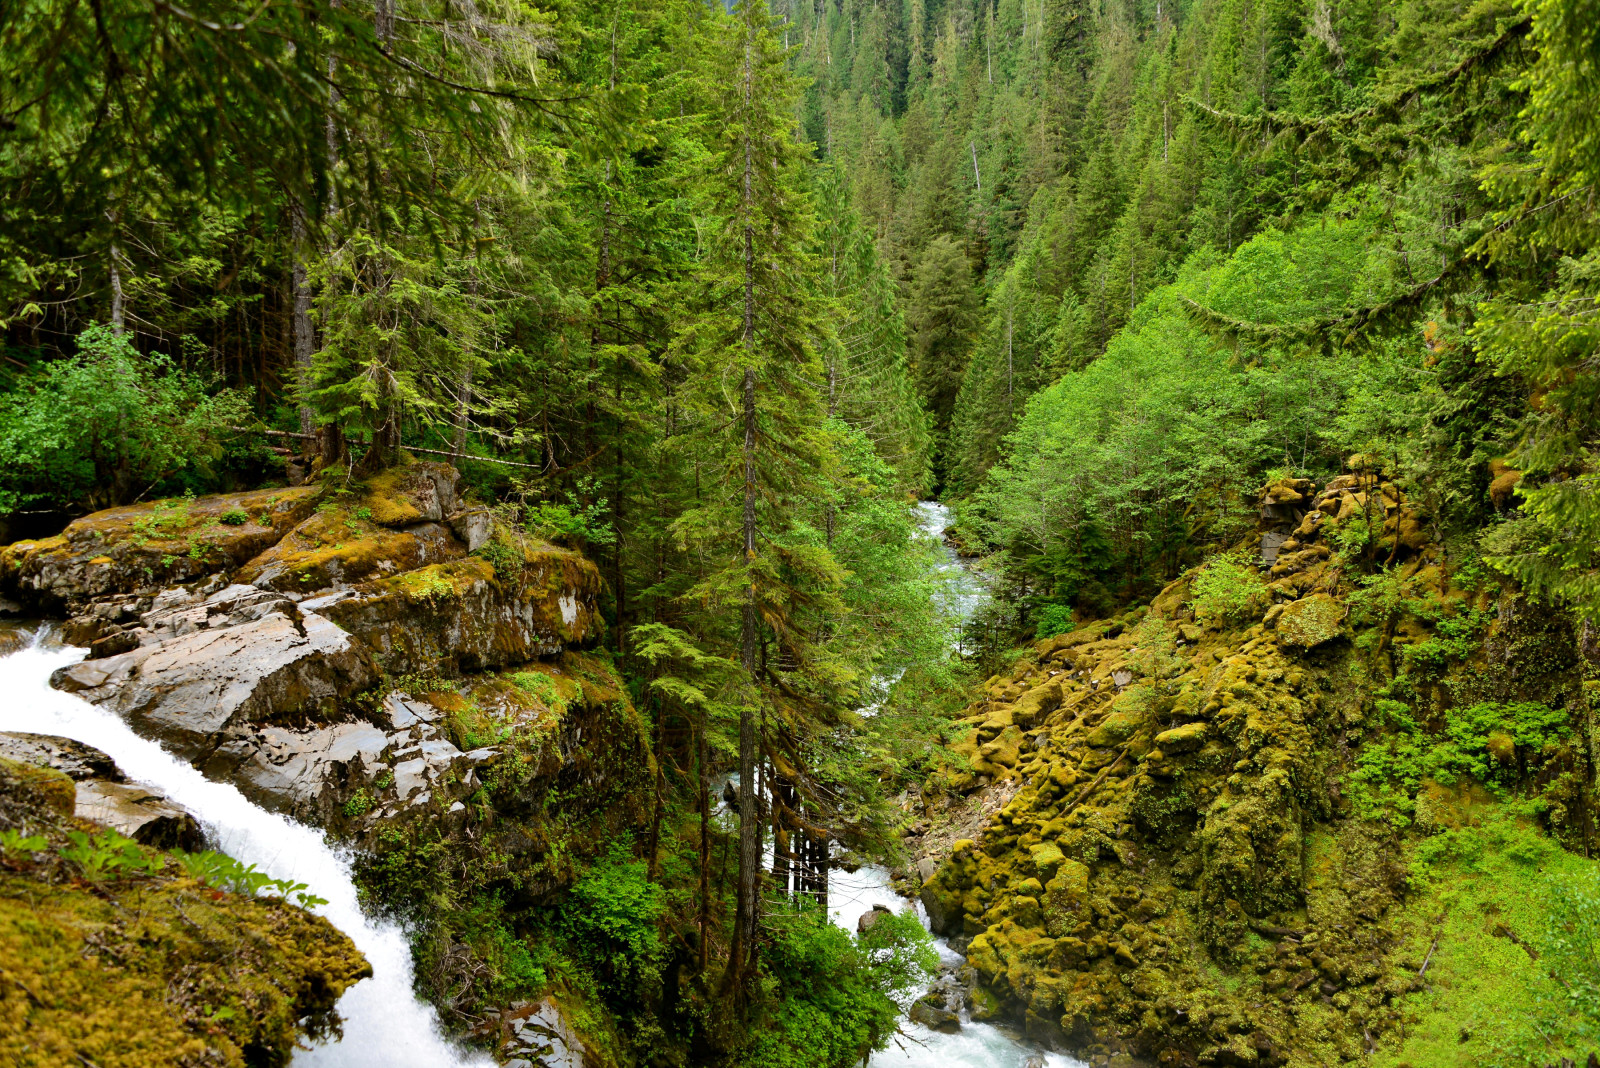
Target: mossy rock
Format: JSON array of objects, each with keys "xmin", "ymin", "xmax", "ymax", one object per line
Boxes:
[
  {"xmin": 1086, "ymin": 706, "xmax": 1146, "ymax": 748},
  {"xmin": 1276, "ymin": 592, "xmax": 1344, "ymax": 648},
  {"xmin": 1153, "ymin": 722, "xmax": 1207, "ymax": 754},
  {"xmin": 0, "ymin": 756, "xmax": 76, "ymax": 823},
  {"xmin": 1012, "ymin": 679, "xmax": 1063, "ymax": 728}
]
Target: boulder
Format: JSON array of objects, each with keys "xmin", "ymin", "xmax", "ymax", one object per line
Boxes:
[
  {"xmin": 51, "ymin": 589, "xmax": 374, "ymax": 759},
  {"xmin": 1276, "ymin": 593, "xmax": 1344, "ymax": 649},
  {"xmin": 360, "ymin": 462, "xmax": 460, "ymax": 527},
  {"xmin": 0, "ymin": 486, "xmax": 320, "ymax": 611},
  {"xmin": 206, "ymin": 721, "xmax": 392, "ymax": 817}
]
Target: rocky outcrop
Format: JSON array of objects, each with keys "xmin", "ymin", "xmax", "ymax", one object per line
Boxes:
[
  {"xmin": 51, "ymin": 583, "xmax": 374, "ymax": 759},
  {"xmin": 0, "ymin": 485, "xmax": 321, "ymax": 613},
  {"xmin": 904, "ymin": 465, "xmax": 1583, "ymax": 1066},
  {"xmin": 477, "ymin": 998, "xmax": 587, "ymax": 1068},
  {"xmin": 309, "ymin": 548, "xmax": 604, "ymax": 676},
  {"xmin": 0, "ymin": 732, "xmax": 202, "ymax": 849}
]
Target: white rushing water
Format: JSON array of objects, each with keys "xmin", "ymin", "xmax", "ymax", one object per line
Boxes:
[
  {"xmin": 0, "ymin": 630, "xmax": 490, "ymax": 1068},
  {"xmin": 814, "ymin": 503, "xmax": 1084, "ymax": 1068}
]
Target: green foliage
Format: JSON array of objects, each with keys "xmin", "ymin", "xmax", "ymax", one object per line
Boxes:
[
  {"xmin": 0, "ymin": 830, "xmax": 47, "ymax": 857},
  {"xmin": 0, "ymin": 325, "xmax": 250, "ymax": 515},
  {"xmin": 217, "ymin": 507, "xmax": 250, "ymax": 526},
  {"xmin": 511, "ymin": 672, "xmax": 569, "ymax": 717},
  {"xmin": 1189, "ymin": 552, "xmax": 1266, "ymax": 627},
  {"xmin": 559, "ymin": 840, "xmax": 665, "ymax": 987},
  {"xmin": 58, "ymin": 830, "xmax": 160, "ymax": 881},
  {"xmin": 1539, "ymin": 867, "xmax": 1600, "ymax": 1037},
  {"xmin": 343, "ymin": 790, "xmax": 375, "ymax": 819},
  {"xmin": 173, "ymin": 849, "xmax": 329, "ymax": 909},
  {"xmin": 1034, "ymin": 602, "xmax": 1076, "ymax": 639},
  {"xmin": 742, "ymin": 904, "xmax": 933, "ymax": 1068},
  {"xmin": 1349, "ymin": 698, "xmax": 1569, "ymax": 824}
]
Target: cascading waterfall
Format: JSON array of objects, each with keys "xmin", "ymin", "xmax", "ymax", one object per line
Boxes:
[
  {"xmin": 814, "ymin": 504, "xmax": 1084, "ymax": 1068},
  {"xmin": 0, "ymin": 630, "xmax": 490, "ymax": 1068}
]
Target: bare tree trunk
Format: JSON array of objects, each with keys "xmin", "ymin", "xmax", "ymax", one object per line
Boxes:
[
  {"xmin": 108, "ymin": 211, "xmax": 125, "ymax": 337},
  {"xmin": 698, "ymin": 715, "xmax": 711, "ymax": 973},
  {"xmin": 292, "ymin": 210, "xmax": 317, "ymax": 451},
  {"xmin": 729, "ymin": 22, "xmax": 761, "ymax": 994}
]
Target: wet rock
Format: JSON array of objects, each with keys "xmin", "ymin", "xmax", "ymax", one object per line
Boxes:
[
  {"xmin": 0, "ymin": 620, "xmax": 33, "ymax": 656},
  {"xmin": 51, "ymin": 592, "xmax": 373, "ymax": 759},
  {"xmin": 0, "ymin": 732, "xmax": 202, "ymax": 849},
  {"xmin": 207, "ymin": 722, "xmax": 391, "ymax": 816}
]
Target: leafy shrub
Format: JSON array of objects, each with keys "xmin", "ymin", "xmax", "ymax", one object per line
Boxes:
[
  {"xmin": 343, "ymin": 789, "xmax": 375, "ymax": 818},
  {"xmin": 59, "ymin": 830, "xmax": 160, "ymax": 880},
  {"xmin": 0, "ymin": 325, "xmax": 251, "ymax": 516},
  {"xmin": 0, "ymin": 829, "xmax": 47, "ymax": 858},
  {"xmin": 218, "ymin": 507, "xmax": 250, "ymax": 525},
  {"xmin": 560, "ymin": 840, "xmax": 665, "ymax": 987},
  {"xmin": 1540, "ymin": 867, "xmax": 1600, "ymax": 1031},
  {"xmin": 1033, "ymin": 602, "xmax": 1075, "ymax": 639},
  {"xmin": 173, "ymin": 848, "xmax": 328, "ymax": 908},
  {"xmin": 1188, "ymin": 551, "xmax": 1265, "ymax": 626}
]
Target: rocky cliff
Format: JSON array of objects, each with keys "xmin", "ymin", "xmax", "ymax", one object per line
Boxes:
[
  {"xmin": 0, "ymin": 458, "xmax": 654, "ymax": 1067},
  {"xmin": 907, "ymin": 465, "xmax": 1599, "ymax": 1067}
]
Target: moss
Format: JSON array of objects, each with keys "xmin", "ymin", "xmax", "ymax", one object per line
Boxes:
[{"xmin": 0, "ymin": 872, "xmax": 369, "ymax": 1067}]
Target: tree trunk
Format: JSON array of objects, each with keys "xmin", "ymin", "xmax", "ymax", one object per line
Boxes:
[
  {"xmin": 291, "ymin": 210, "xmax": 317, "ymax": 452},
  {"xmin": 729, "ymin": 21, "xmax": 761, "ymax": 993}
]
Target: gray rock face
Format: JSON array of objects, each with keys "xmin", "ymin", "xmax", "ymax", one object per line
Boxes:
[
  {"xmin": 499, "ymin": 997, "xmax": 586, "ymax": 1068},
  {"xmin": 207, "ymin": 722, "xmax": 390, "ymax": 816},
  {"xmin": 51, "ymin": 586, "xmax": 373, "ymax": 759},
  {"xmin": 0, "ymin": 732, "xmax": 203, "ymax": 850},
  {"xmin": 907, "ymin": 965, "xmax": 966, "ymax": 1034}
]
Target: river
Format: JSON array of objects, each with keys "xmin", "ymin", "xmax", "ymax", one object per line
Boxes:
[{"xmin": 814, "ymin": 503, "xmax": 1081, "ymax": 1068}]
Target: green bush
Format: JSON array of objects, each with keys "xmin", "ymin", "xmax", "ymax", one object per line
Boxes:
[
  {"xmin": 559, "ymin": 840, "xmax": 665, "ymax": 988},
  {"xmin": 0, "ymin": 325, "xmax": 251, "ymax": 516},
  {"xmin": 218, "ymin": 507, "xmax": 250, "ymax": 525},
  {"xmin": 1188, "ymin": 551, "xmax": 1265, "ymax": 626},
  {"xmin": 1033, "ymin": 602, "xmax": 1075, "ymax": 639}
]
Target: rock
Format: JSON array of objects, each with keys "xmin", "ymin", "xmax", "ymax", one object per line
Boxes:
[
  {"xmin": 238, "ymin": 516, "xmax": 464, "ymax": 594},
  {"xmin": 1028, "ymin": 841, "xmax": 1065, "ymax": 880},
  {"xmin": 1276, "ymin": 593, "xmax": 1344, "ymax": 648},
  {"xmin": 1154, "ymin": 722, "xmax": 1207, "ymax": 754},
  {"xmin": 0, "ymin": 486, "xmax": 320, "ymax": 612},
  {"xmin": 207, "ymin": 721, "xmax": 391, "ymax": 816},
  {"xmin": 450, "ymin": 507, "xmax": 494, "ymax": 552},
  {"xmin": 1486, "ymin": 730, "xmax": 1516, "ymax": 766},
  {"xmin": 909, "ymin": 991, "xmax": 961, "ymax": 1033},
  {"xmin": 0, "ymin": 621, "xmax": 31, "ymax": 656},
  {"xmin": 858, "ymin": 903, "xmax": 892, "ymax": 934},
  {"xmin": 313, "ymin": 550, "xmax": 604, "ymax": 677},
  {"xmin": 1011, "ymin": 679, "xmax": 1062, "ymax": 728},
  {"xmin": 361, "ymin": 462, "xmax": 460, "ymax": 527},
  {"xmin": 917, "ymin": 856, "xmax": 939, "ymax": 885},
  {"xmin": 0, "ymin": 732, "xmax": 202, "ymax": 849},
  {"xmin": 51, "ymin": 595, "xmax": 374, "ymax": 759},
  {"xmin": 75, "ymin": 779, "xmax": 204, "ymax": 850}
]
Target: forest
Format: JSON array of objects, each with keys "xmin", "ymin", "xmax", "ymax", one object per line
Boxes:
[{"xmin": 3, "ymin": 0, "xmax": 1600, "ymax": 1064}]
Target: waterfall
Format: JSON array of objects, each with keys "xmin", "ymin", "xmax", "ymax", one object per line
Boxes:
[{"xmin": 0, "ymin": 630, "xmax": 490, "ymax": 1068}]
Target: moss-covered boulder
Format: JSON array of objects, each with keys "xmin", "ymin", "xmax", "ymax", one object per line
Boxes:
[
  {"xmin": 1275, "ymin": 592, "xmax": 1344, "ymax": 648},
  {"xmin": 0, "ymin": 486, "xmax": 320, "ymax": 612}
]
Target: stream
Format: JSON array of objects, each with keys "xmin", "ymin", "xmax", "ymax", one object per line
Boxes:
[
  {"xmin": 811, "ymin": 504, "xmax": 1082, "ymax": 1068},
  {"xmin": 0, "ymin": 630, "xmax": 488, "ymax": 1068}
]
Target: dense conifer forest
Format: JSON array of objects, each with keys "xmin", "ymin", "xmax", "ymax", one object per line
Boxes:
[{"xmin": 5, "ymin": 0, "xmax": 1600, "ymax": 1064}]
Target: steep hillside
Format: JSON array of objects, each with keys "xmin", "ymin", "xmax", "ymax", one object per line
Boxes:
[{"xmin": 910, "ymin": 468, "xmax": 1600, "ymax": 1065}]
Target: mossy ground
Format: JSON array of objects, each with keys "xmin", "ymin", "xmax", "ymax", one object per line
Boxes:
[{"xmin": 1, "ymin": 758, "xmax": 368, "ymax": 1067}]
